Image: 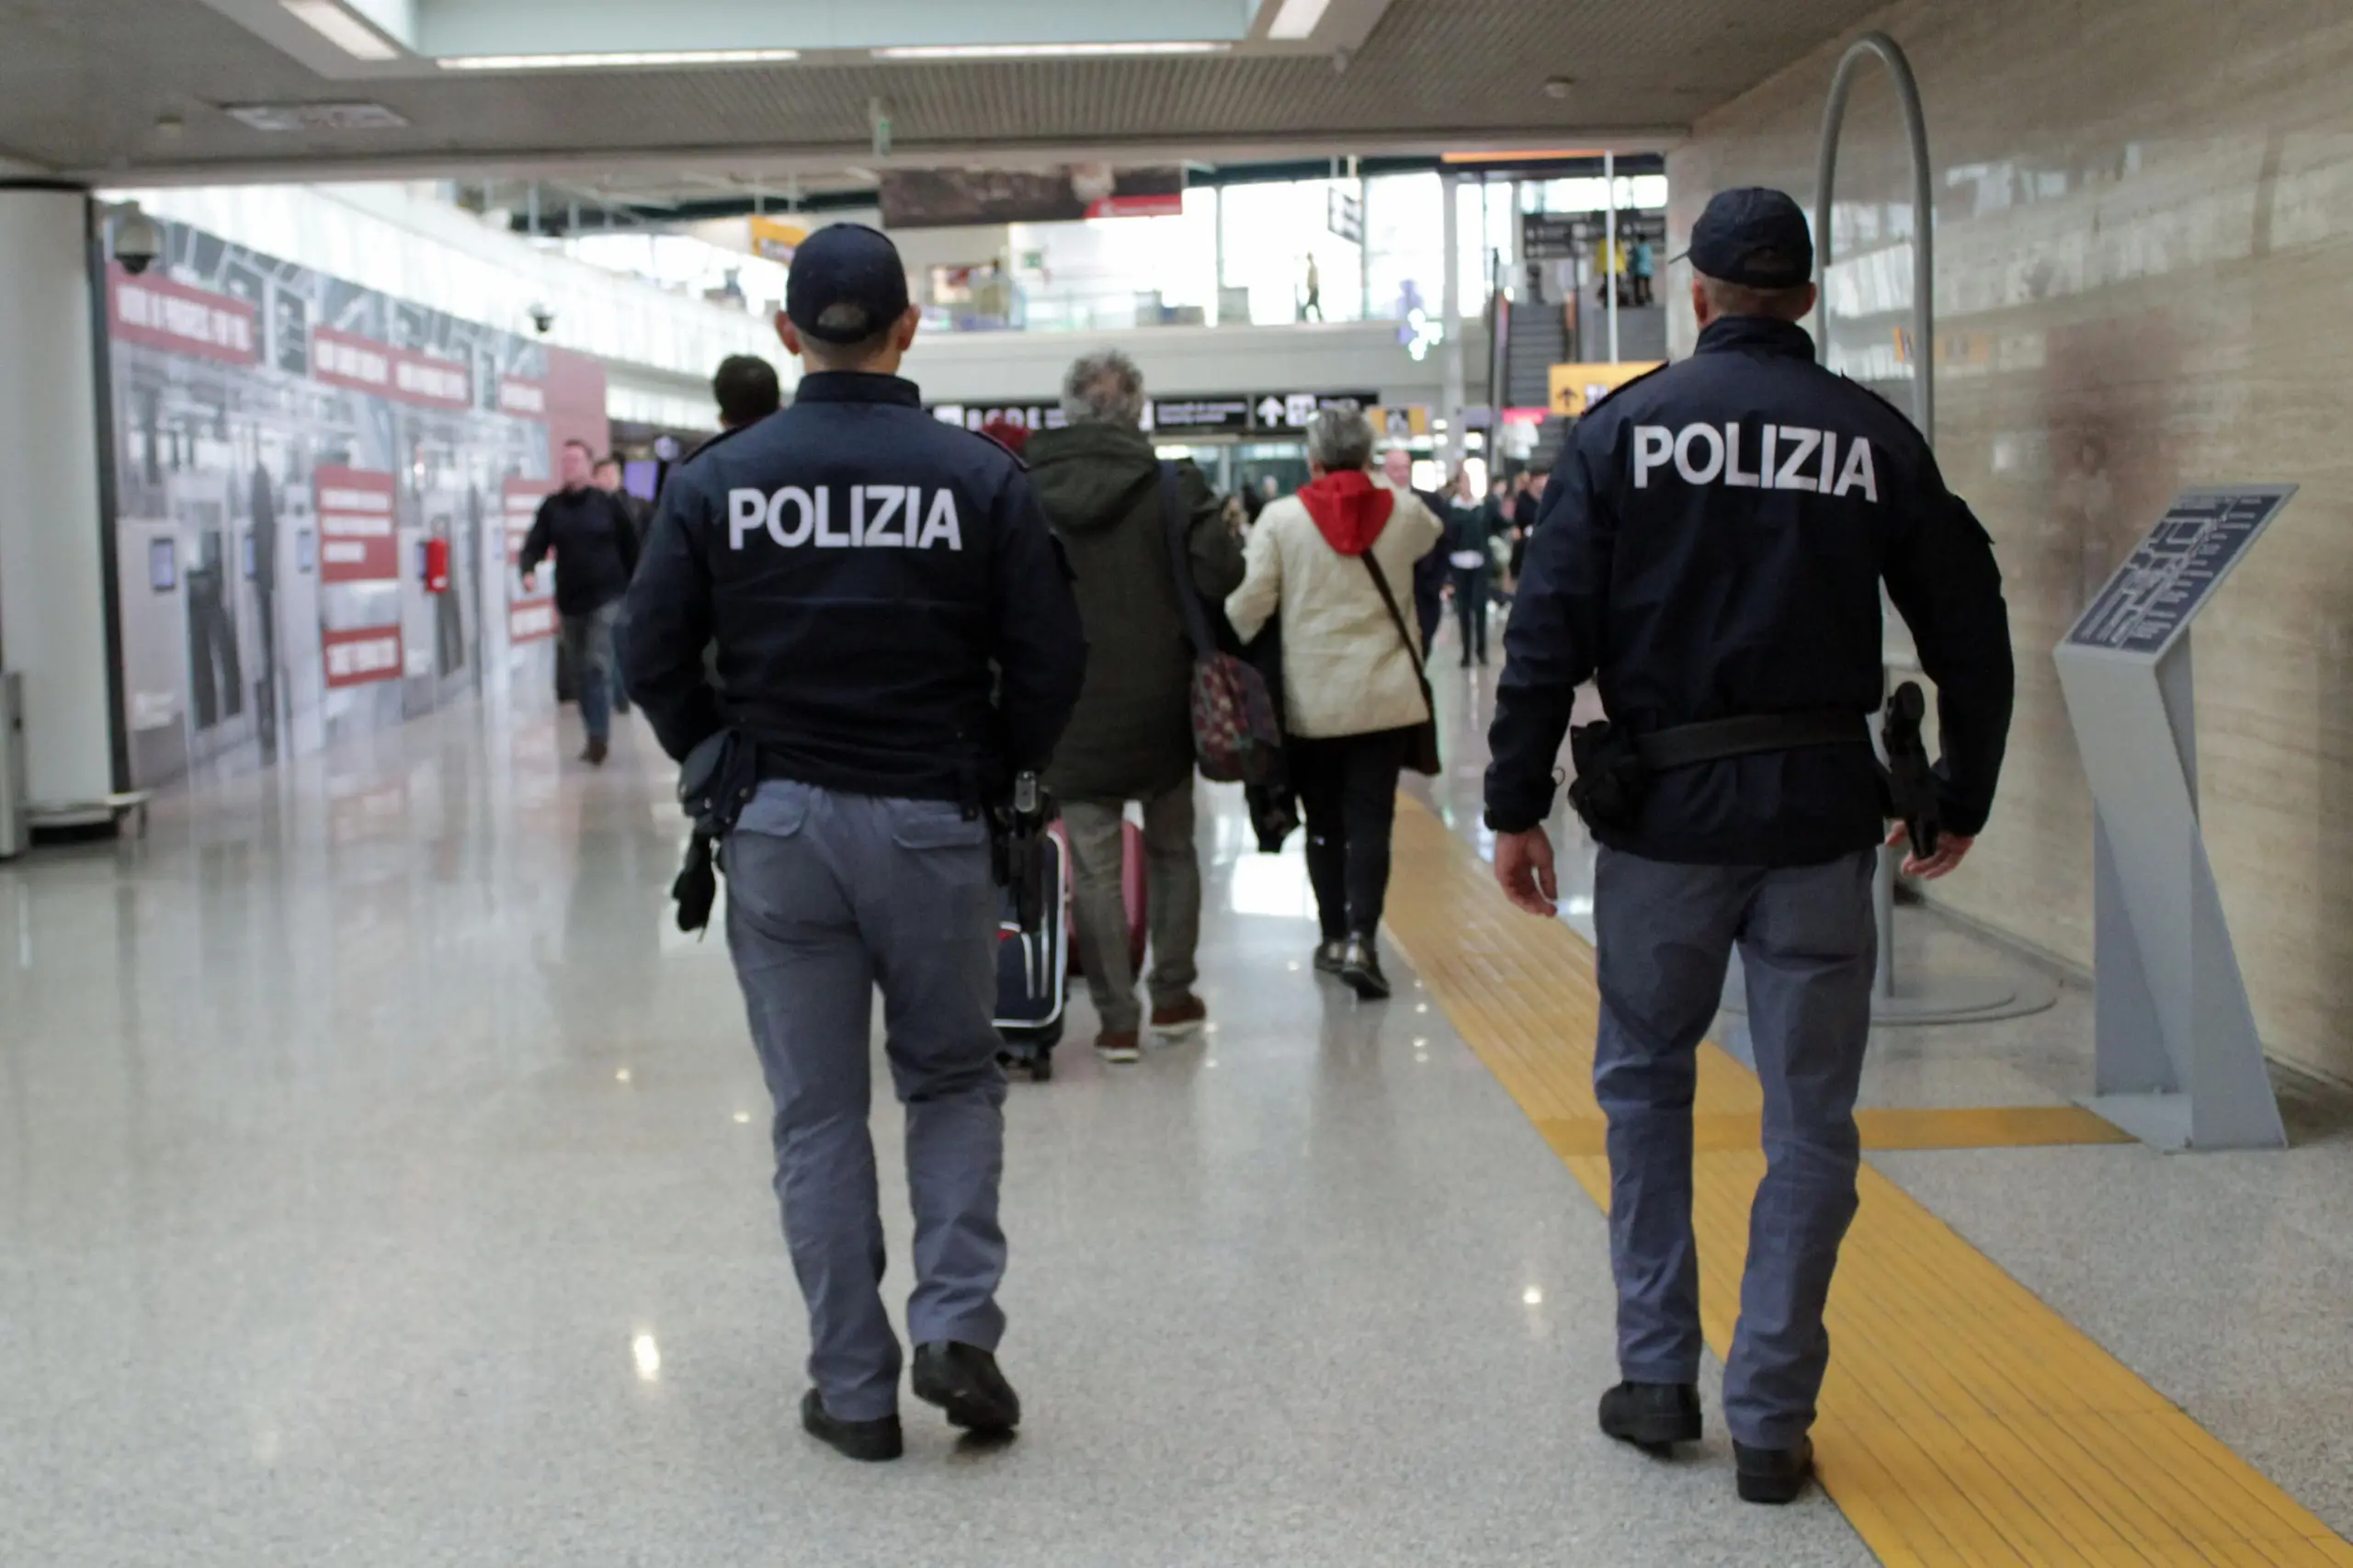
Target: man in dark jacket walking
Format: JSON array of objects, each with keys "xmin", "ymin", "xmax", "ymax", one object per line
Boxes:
[
  {"xmin": 520, "ymin": 437, "xmax": 641, "ymax": 764},
  {"xmin": 1025, "ymin": 349, "xmax": 1245, "ymax": 1063}
]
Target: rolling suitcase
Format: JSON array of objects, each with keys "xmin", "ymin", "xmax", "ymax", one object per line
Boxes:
[{"xmin": 995, "ymin": 825, "xmax": 1069, "ymax": 1081}]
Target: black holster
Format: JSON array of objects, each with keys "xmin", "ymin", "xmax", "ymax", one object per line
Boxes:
[
  {"xmin": 1879, "ymin": 683, "xmax": 1942, "ymax": 858},
  {"xmin": 671, "ymin": 730, "xmax": 761, "ymax": 935},
  {"xmin": 989, "ymin": 771, "xmax": 1055, "ymax": 935}
]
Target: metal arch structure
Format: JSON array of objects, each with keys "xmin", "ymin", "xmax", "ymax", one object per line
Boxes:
[
  {"xmin": 1813, "ymin": 29, "xmax": 1935, "ymax": 441},
  {"xmin": 1724, "ymin": 28, "xmax": 2055, "ymax": 1037}
]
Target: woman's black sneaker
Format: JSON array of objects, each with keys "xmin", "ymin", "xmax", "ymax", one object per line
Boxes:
[
  {"xmin": 1313, "ymin": 940, "xmax": 1349, "ymax": 975},
  {"xmin": 1597, "ymin": 1381, "xmax": 1702, "ymax": 1455},
  {"xmin": 912, "ymin": 1342, "xmax": 1021, "ymax": 1434},
  {"xmin": 1338, "ymin": 936, "xmax": 1391, "ymax": 999},
  {"xmin": 800, "ymin": 1389, "xmax": 904, "ymax": 1462},
  {"xmin": 1734, "ymin": 1437, "xmax": 1815, "ymax": 1504}
]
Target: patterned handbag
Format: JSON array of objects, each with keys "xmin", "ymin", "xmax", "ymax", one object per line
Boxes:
[{"xmin": 1160, "ymin": 464, "xmax": 1283, "ymax": 785}]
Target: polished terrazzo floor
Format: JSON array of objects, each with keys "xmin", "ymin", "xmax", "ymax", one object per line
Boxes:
[{"xmin": 1, "ymin": 638, "xmax": 2347, "ymax": 1564}]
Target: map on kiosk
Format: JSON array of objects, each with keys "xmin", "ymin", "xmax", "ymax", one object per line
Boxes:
[{"xmin": 2063, "ymin": 486, "xmax": 2298, "ymax": 660}]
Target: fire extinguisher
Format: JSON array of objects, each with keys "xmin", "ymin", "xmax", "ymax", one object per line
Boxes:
[{"xmin": 423, "ymin": 536, "xmax": 450, "ymax": 595}]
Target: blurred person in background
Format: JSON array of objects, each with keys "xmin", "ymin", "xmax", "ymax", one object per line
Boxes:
[
  {"xmin": 593, "ymin": 453, "xmax": 650, "ymax": 714},
  {"xmin": 1506, "ymin": 468, "xmax": 1547, "ymax": 588},
  {"xmin": 1444, "ymin": 470, "xmax": 1506, "ymax": 667},
  {"xmin": 1226, "ymin": 408, "xmax": 1440, "ymax": 999},
  {"xmin": 520, "ymin": 437, "xmax": 641, "ymax": 765},
  {"xmin": 1382, "ymin": 447, "xmax": 1449, "ymax": 654},
  {"xmin": 712, "ymin": 354, "xmax": 783, "ymax": 432}
]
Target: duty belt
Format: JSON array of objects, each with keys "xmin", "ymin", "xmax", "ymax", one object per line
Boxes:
[{"xmin": 1632, "ymin": 710, "xmax": 1869, "ymax": 772}]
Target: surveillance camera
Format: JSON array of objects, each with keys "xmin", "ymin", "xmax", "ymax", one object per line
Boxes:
[
  {"xmin": 529, "ymin": 303, "xmax": 555, "ymax": 335},
  {"xmin": 112, "ymin": 204, "xmax": 163, "ymax": 276}
]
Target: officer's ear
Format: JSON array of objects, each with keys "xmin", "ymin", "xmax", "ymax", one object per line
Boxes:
[
  {"xmin": 1689, "ymin": 277, "xmax": 1714, "ymax": 328},
  {"xmin": 774, "ymin": 310, "xmax": 804, "ymax": 359},
  {"xmin": 892, "ymin": 305, "xmax": 922, "ymax": 355}
]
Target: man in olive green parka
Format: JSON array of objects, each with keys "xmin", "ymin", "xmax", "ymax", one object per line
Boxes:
[{"xmin": 1023, "ymin": 349, "xmax": 1244, "ymax": 1064}]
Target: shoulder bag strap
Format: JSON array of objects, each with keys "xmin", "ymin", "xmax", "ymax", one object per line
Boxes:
[
  {"xmin": 1359, "ymin": 550, "xmax": 1427, "ymax": 683},
  {"xmin": 1159, "ymin": 460, "xmax": 1216, "ymax": 661}
]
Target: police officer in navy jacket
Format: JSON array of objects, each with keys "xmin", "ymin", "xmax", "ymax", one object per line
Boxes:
[
  {"xmin": 1484, "ymin": 187, "xmax": 2014, "ymax": 1504},
  {"xmin": 625, "ymin": 224, "xmax": 1085, "ymax": 1463}
]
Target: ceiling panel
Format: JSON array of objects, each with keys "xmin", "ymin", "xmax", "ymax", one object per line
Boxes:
[{"xmin": 0, "ymin": 0, "xmax": 1887, "ymax": 181}]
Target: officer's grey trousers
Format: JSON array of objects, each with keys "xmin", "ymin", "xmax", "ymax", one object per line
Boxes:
[
  {"xmin": 723, "ymin": 780, "xmax": 1009, "ymax": 1422},
  {"xmin": 1591, "ymin": 846, "xmax": 1876, "ymax": 1450}
]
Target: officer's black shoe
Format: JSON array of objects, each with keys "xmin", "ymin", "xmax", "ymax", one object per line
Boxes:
[
  {"xmin": 1338, "ymin": 936, "xmax": 1391, "ymax": 1000},
  {"xmin": 800, "ymin": 1389, "xmax": 904, "ymax": 1462},
  {"xmin": 912, "ymin": 1342, "xmax": 1021, "ymax": 1435},
  {"xmin": 1313, "ymin": 939, "xmax": 1349, "ymax": 975},
  {"xmin": 1733, "ymin": 1437, "xmax": 1816, "ymax": 1505},
  {"xmin": 1597, "ymin": 1381, "xmax": 1702, "ymax": 1456}
]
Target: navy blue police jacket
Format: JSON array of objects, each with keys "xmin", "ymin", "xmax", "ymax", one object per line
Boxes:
[
  {"xmin": 623, "ymin": 370, "xmax": 1086, "ymax": 802},
  {"xmin": 1485, "ymin": 314, "xmax": 2014, "ymax": 866}
]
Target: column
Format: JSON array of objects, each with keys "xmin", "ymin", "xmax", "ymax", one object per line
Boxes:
[
  {"xmin": 0, "ymin": 184, "xmax": 118, "ymax": 811},
  {"xmin": 1604, "ymin": 152, "xmax": 1621, "ymax": 363},
  {"xmin": 1439, "ymin": 171, "xmax": 1465, "ymax": 473}
]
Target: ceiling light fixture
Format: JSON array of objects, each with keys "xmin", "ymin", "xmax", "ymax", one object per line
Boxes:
[
  {"xmin": 279, "ymin": 0, "xmax": 400, "ymax": 61},
  {"xmin": 871, "ymin": 41, "xmax": 1230, "ymax": 60},
  {"xmin": 227, "ymin": 100, "xmax": 411, "ymax": 131},
  {"xmin": 438, "ymin": 48, "xmax": 801, "ymax": 71},
  {"xmin": 1267, "ymin": 0, "xmax": 1333, "ymax": 41}
]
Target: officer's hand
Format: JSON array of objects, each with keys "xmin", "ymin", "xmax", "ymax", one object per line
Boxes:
[
  {"xmin": 1494, "ymin": 828, "xmax": 1560, "ymax": 916},
  {"xmin": 1887, "ymin": 822, "xmax": 1974, "ymax": 880},
  {"xmin": 519, "ymin": 569, "xmax": 538, "ymax": 591}
]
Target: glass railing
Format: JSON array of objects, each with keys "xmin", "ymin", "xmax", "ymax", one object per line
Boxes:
[{"xmin": 918, "ymin": 285, "xmax": 1485, "ymax": 335}]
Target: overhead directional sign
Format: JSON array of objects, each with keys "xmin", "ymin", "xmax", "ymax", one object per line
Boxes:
[
  {"xmin": 1154, "ymin": 397, "xmax": 1256, "ymax": 434},
  {"xmin": 1327, "ymin": 188, "xmax": 1364, "ymax": 244},
  {"xmin": 2064, "ymin": 486, "xmax": 2298, "ymax": 660},
  {"xmin": 929, "ymin": 390, "xmax": 1380, "ymax": 438}
]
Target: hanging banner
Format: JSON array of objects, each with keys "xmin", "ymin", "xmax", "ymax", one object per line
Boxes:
[{"xmin": 881, "ymin": 165, "xmax": 1185, "ymax": 229}]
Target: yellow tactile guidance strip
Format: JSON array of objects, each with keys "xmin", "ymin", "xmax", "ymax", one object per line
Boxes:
[{"xmin": 1384, "ymin": 798, "xmax": 2353, "ymax": 1567}]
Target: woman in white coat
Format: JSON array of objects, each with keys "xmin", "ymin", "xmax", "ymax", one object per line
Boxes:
[{"xmin": 1226, "ymin": 407, "xmax": 1443, "ymax": 998}]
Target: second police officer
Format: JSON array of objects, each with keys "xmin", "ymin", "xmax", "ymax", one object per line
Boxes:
[
  {"xmin": 625, "ymin": 224, "xmax": 1086, "ymax": 1464},
  {"xmin": 1485, "ymin": 188, "xmax": 2015, "ymax": 1504}
]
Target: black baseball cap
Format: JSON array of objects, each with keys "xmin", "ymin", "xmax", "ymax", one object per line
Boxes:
[
  {"xmin": 785, "ymin": 223, "xmax": 912, "ymax": 345},
  {"xmin": 1682, "ymin": 187, "xmax": 1814, "ymax": 289}
]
